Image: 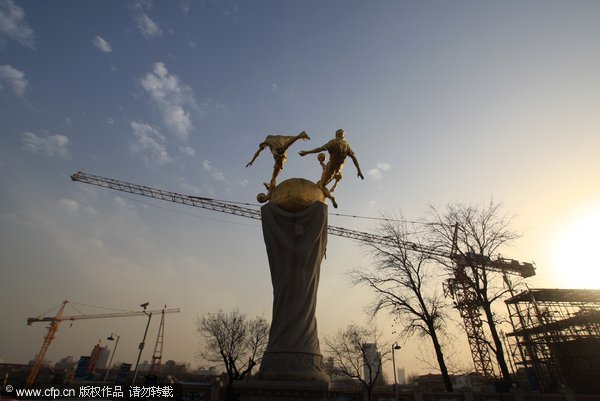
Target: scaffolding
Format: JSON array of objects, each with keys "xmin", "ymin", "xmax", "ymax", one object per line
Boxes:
[{"xmin": 505, "ymin": 288, "xmax": 600, "ymax": 394}]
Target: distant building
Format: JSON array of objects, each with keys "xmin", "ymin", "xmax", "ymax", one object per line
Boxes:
[
  {"xmin": 89, "ymin": 344, "xmax": 110, "ymax": 372},
  {"xmin": 54, "ymin": 356, "xmax": 76, "ymax": 371},
  {"xmin": 362, "ymin": 343, "xmax": 384, "ymax": 384},
  {"xmin": 396, "ymin": 367, "xmax": 405, "ymax": 385},
  {"xmin": 95, "ymin": 346, "xmax": 110, "ymax": 370},
  {"xmin": 139, "ymin": 360, "xmax": 151, "ymax": 372},
  {"xmin": 196, "ymin": 366, "xmax": 219, "ymax": 376}
]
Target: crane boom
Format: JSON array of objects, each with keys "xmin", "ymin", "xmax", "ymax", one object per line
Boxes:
[
  {"xmin": 71, "ymin": 171, "xmax": 261, "ymax": 220},
  {"xmin": 27, "ymin": 308, "xmax": 181, "ymax": 325},
  {"xmin": 70, "ymin": 171, "xmax": 534, "ymax": 278}
]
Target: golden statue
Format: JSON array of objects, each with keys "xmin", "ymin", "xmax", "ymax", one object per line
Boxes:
[
  {"xmin": 246, "ymin": 131, "xmax": 310, "ymax": 193},
  {"xmin": 299, "ymin": 129, "xmax": 364, "ymax": 208}
]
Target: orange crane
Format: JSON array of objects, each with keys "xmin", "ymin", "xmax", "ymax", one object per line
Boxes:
[
  {"xmin": 70, "ymin": 171, "xmax": 536, "ymax": 376},
  {"xmin": 26, "ymin": 300, "xmax": 180, "ymax": 387}
]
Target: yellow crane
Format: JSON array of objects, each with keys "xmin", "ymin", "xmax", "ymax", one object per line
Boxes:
[{"xmin": 26, "ymin": 300, "xmax": 180, "ymax": 387}]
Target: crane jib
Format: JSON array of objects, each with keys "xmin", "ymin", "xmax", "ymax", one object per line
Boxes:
[{"xmin": 70, "ymin": 171, "xmax": 535, "ymax": 278}]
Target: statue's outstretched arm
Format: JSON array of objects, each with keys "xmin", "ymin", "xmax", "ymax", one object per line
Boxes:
[
  {"xmin": 349, "ymin": 151, "xmax": 364, "ymax": 179},
  {"xmin": 246, "ymin": 145, "xmax": 265, "ymax": 167},
  {"xmin": 298, "ymin": 144, "xmax": 326, "ymax": 157}
]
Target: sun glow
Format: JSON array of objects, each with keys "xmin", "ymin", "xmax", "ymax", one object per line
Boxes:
[{"xmin": 550, "ymin": 207, "xmax": 600, "ymax": 289}]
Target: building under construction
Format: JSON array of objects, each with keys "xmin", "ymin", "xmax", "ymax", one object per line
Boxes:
[{"xmin": 505, "ymin": 288, "xmax": 600, "ymax": 394}]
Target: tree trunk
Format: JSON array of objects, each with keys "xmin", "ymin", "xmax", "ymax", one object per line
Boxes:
[
  {"xmin": 225, "ymin": 383, "xmax": 237, "ymax": 401},
  {"xmin": 430, "ymin": 325, "xmax": 454, "ymax": 392},
  {"xmin": 482, "ymin": 302, "xmax": 511, "ymax": 384}
]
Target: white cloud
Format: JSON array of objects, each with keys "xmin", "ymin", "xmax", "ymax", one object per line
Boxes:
[
  {"xmin": 92, "ymin": 35, "xmax": 112, "ymax": 53},
  {"xmin": 179, "ymin": 146, "xmax": 195, "ymax": 157},
  {"xmin": 0, "ymin": 0, "xmax": 35, "ymax": 49},
  {"xmin": 187, "ymin": 39, "xmax": 196, "ymax": 48},
  {"xmin": 22, "ymin": 132, "xmax": 71, "ymax": 159},
  {"xmin": 113, "ymin": 196, "xmax": 128, "ymax": 207},
  {"xmin": 368, "ymin": 168, "xmax": 383, "ymax": 181},
  {"xmin": 368, "ymin": 161, "xmax": 391, "ymax": 181},
  {"xmin": 180, "ymin": 0, "xmax": 191, "ymax": 15},
  {"xmin": 223, "ymin": 4, "xmax": 239, "ymax": 16},
  {"xmin": 129, "ymin": 120, "xmax": 173, "ymax": 166},
  {"xmin": 377, "ymin": 162, "xmax": 391, "ymax": 171},
  {"xmin": 0, "ymin": 64, "xmax": 28, "ymax": 97},
  {"xmin": 140, "ymin": 62, "xmax": 194, "ymax": 140},
  {"xmin": 198, "ymin": 98, "xmax": 231, "ymax": 118},
  {"xmin": 135, "ymin": 12, "xmax": 162, "ymax": 39},
  {"xmin": 202, "ymin": 160, "xmax": 226, "ymax": 182},
  {"xmin": 56, "ymin": 198, "xmax": 80, "ymax": 214}
]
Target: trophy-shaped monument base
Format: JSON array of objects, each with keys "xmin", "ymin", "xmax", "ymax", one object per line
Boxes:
[{"xmin": 237, "ymin": 182, "xmax": 330, "ymax": 400}]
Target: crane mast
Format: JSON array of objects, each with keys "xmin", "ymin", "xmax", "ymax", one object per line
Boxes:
[
  {"xmin": 149, "ymin": 307, "xmax": 167, "ymax": 375},
  {"xmin": 26, "ymin": 301, "xmax": 68, "ymax": 388}
]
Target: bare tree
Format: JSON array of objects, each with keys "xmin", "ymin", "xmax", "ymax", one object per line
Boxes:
[
  {"xmin": 196, "ymin": 309, "xmax": 269, "ymax": 401},
  {"xmin": 351, "ymin": 216, "xmax": 454, "ymax": 392},
  {"xmin": 424, "ymin": 200, "xmax": 521, "ymax": 384},
  {"xmin": 325, "ymin": 324, "xmax": 389, "ymax": 401}
]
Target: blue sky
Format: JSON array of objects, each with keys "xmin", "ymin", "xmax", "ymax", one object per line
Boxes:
[{"xmin": 1, "ymin": 0, "xmax": 599, "ymax": 378}]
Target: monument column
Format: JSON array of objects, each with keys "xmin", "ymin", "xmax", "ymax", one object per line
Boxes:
[{"xmin": 257, "ymin": 201, "xmax": 329, "ymax": 383}]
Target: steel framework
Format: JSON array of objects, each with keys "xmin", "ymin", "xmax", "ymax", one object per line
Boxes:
[
  {"xmin": 505, "ymin": 288, "xmax": 600, "ymax": 393},
  {"xmin": 149, "ymin": 308, "xmax": 167, "ymax": 375},
  {"xmin": 444, "ymin": 265, "xmax": 496, "ymax": 376}
]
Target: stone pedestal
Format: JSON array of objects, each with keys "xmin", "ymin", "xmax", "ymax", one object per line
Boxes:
[
  {"xmin": 238, "ymin": 201, "xmax": 330, "ymax": 400},
  {"xmin": 256, "ymin": 201, "xmax": 329, "ymax": 384}
]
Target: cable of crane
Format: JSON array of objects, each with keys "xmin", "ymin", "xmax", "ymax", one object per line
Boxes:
[
  {"xmin": 69, "ymin": 303, "xmax": 87, "ymax": 317},
  {"xmin": 110, "ymin": 191, "xmax": 261, "ymax": 227},
  {"xmin": 37, "ymin": 301, "xmax": 67, "ymax": 319},
  {"xmin": 127, "ymin": 190, "xmax": 432, "ymax": 230},
  {"xmin": 69, "ymin": 301, "xmax": 131, "ymax": 313},
  {"xmin": 329, "ymin": 212, "xmax": 422, "ymax": 224},
  {"xmin": 190, "ymin": 195, "xmax": 262, "ymax": 208},
  {"xmin": 201, "ymin": 200, "xmax": 432, "ymax": 225},
  {"xmin": 205, "ymin": 199, "xmax": 448, "ymax": 227},
  {"xmin": 72, "ymin": 170, "xmax": 453, "ymax": 226}
]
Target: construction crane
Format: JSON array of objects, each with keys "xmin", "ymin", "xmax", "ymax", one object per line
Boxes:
[
  {"xmin": 149, "ymin": 307, "xmax": 167, "ymax": 375},
  {"xmin": 70, "ymin": 171, "xmax": 536, "ymax": 376},
  {"xmin": 26, "ymin": 300, "xmax": 180, "ymax": 387},
  {"xmin": 443, "ymin": 224, "xmax": 535, "ymax": 377}
]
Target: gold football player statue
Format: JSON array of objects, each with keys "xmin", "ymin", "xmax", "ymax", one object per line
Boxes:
[
  {"xmin": 246, "ymin": 131, "xmax": 310, "ymax": 192},
  {"xmin": 299, "ymin": 129, "xmax": 364, "ymax": 208}
]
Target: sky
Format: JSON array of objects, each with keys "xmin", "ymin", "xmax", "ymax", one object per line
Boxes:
[{"xmin": 1, "ymin": 0, "xmax": 599, "ymax": 380}]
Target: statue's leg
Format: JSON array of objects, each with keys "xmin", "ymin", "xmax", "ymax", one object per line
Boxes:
[
  {"xmin": 269, "ymin": 158, "xmax": 285, "ymax": 190},
  {"xmin": 284, "ymin": 132, "xmax": 310, "ymax": 150},
  {"xmin": 330, "ymin": 172, "xmax": 342, "ymax": 193},
  {"xmin": 321, "ymin": 185, "xmax": 337, "ymax": 208},
  {"xmin": 297, "ymin": 131, "xmax": 310, "ymax": 140}
]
